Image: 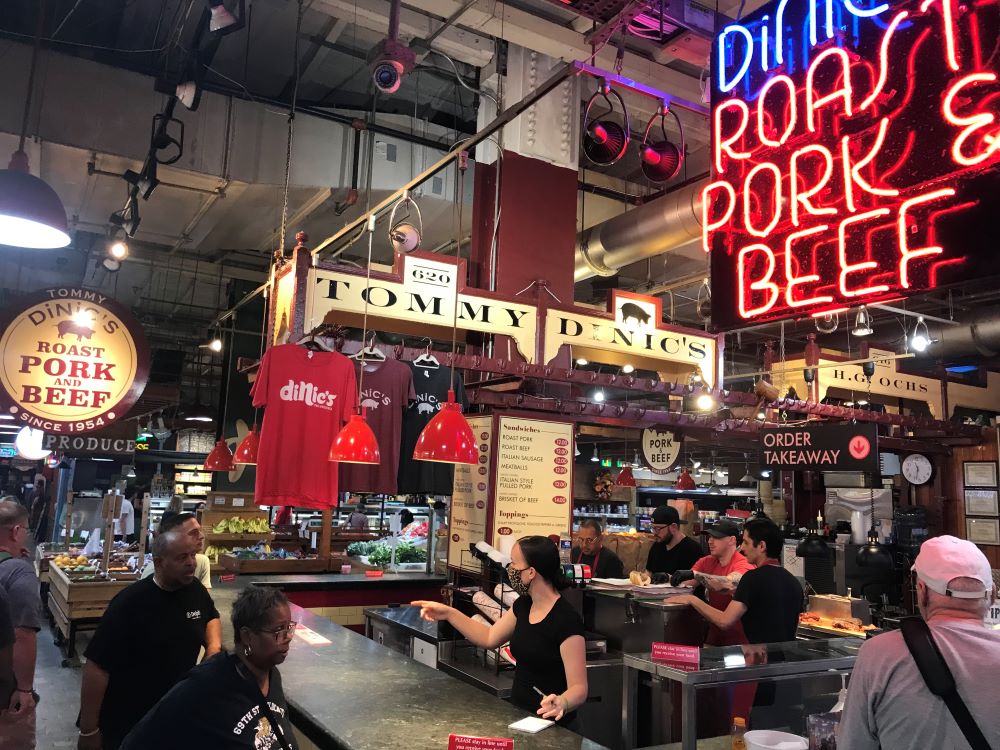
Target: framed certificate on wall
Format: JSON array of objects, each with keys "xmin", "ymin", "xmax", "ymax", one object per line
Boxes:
[
  {"xmin": 963, "ymin": 461, "xmax": 998, "ymax": 488},
  {"xmin": 964, "ymin": 489, "xmax": 999, "ymax": 517},
  {"xmin": 966, "ymin": 518, "xmax": 1000, "ymax": 545}
]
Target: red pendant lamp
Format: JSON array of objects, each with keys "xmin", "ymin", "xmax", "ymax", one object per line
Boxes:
[
  {"xmin": 413, "ymin": 389, "xmax": 477, "ymax": 464},
  {"xmin": 204, "ymin": 439, "xmax": 235, "ymax": 471},
  {"xmin": 675, "ymin": 466, "xmax": 696, "ymax": 489},
  {"xmin": 615, "ymin": 465, "xmax": 637, "ymax": 487},
  {"xmin": 330, "ymin": 408, "xmax": 381, "ymax": 464},
  {"xmin": 233, "ymin": 423, "xmax": 260, "ymax": 464},
  {"xmin": 412, "ymin": 159, "xmax": 478, "ymax": 465}
]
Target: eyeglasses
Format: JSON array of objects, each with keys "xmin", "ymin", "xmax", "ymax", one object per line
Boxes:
[
  {"xmin": 650, "ymin": 524, "xmax": 668, "ymax": 532},
  {"xmin": 257, "ymin": 622, "xmax": 297, "ymax": 641},
  {"xmin": 578, "ymin": 536, "xmax": 600, "ymax": 545}
]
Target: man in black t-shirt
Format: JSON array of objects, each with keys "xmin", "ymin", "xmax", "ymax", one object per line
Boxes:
[
  {"xmin": 664, "ymin": 518, "xmax": 803, "ymax": 644},
  {"xmin": 78, "ymin": 530, "xmax": 222, "ymax": 750},
  {"xmin": 572, "ymin": 520, "xmax": 625, "ymax": 579},
  {"xmin": 645, "ymin": 505, "xmax": 702, "ymax": 576}
]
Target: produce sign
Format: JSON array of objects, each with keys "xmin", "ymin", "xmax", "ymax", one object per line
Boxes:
[
  {"xmin": 760, "ymin": 423, "xmax": 879, "ymax": 472},
  {"xmin": 0, "ymin": 288, "xmax": 149, "ymax": 433},
  {"xmin": 706, "ymin": 0, "xmax": 1000, "ymax": 328}
]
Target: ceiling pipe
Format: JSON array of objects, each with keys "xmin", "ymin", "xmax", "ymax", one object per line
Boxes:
[
  {"xmin": 575, "ymin": 178, "xmax": 707, "ymax": 282},
  {"xmin": 920, "ymin": 315, "xmax": 1000, "ymax": 359}
]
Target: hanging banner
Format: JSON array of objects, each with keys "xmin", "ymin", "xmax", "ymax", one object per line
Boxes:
[
  {"xmin": 761, "ymin": 423, "xmax": 879, "ymax": 472},
  {"xmin": 707, "ymin": 0, "xmax": 1000, "ymax": 329},
  {"xmin": 449, "ymin": 416, "xmax": 493, "ymax": 572},
  {"xmin": 641, "ymin": 428, "xmax": 681, "ymax": 474},
  {"xmin": 490, "ymin": 416, "xmax": 573, "ymax": 552},
  {"xmin": 0, "ymin": 288, "xmax": 150, "ymax": 434}
]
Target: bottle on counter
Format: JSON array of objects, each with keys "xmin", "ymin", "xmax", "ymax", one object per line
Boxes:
[
  {"xmin": 732, "ymin": 717, "xmax": 747, "ymax": 750},
  {"xmin": 559, "ymin": 532, "xmax": 572, "ymax": 565}
]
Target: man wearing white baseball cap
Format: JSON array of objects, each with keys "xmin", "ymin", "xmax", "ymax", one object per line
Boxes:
[{"xmin": 838, "ymin": 535, "xmax": 999, "ymax": 749}]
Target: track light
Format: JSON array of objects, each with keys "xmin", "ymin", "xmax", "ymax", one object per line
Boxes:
[
  {"xmin": 582, "ymin": 82, "xmax": 630, "ymax": 166},
  {"xmin": 102, "ymin": 257, "xmax": 121, "ymax": 273},
  {"xmin": 124, "ymin": 160, "xmax": 158, "ymax": 200},
  {"xmin": 108, "ymin": 237, "xmax": 128, "ymax": 261},
  {"xmin": 594, "ymin": 389, "xmax": 606, "ymax": 402},
  {"xmin": 757, "ymin": 409, "xmax": 766, "ymax": 420},
  {"xmin": 695, "ymin": 392, "xmax": 714, "ymax": 411},
  {"xmin": 576, "ymin": 358, "xmax": 588, "ymax": 366},
  {"xmin": 639, "ymin": 104, "xmax": 684, "ymax": 183},
  {"xmin": 852, "ymin": 305, "xmax": 873, "ymax": 336},
  {"xmin": 621, "ymin": 363, "xmax": 635, "ymax": 374},
  {"xmin": 110, "ymin": 201, "xmax": 140, "ymax": 237},
  {"xmin": 911, "ymin": 316, "xmax": 932, "ymax": 352},
  {"xmin": 208, "ymin": 338, "xmax": 223, "ymax": 353}
]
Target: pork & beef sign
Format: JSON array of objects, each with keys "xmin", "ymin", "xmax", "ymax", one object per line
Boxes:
[
  {"xmin": 761, "ymin": 424, "xmax": 879, "ymax": 473},
  {"xmin": 0, "ymin": 288, "xmax": 150, "ymax": 434}
]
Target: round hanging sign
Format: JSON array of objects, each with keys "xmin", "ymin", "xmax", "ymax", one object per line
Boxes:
[
  {"xmin": 0, "ymin": 288, "xmax": 150, "ymax": 434},
  {"xmin": 641, "ymin": 428, "xmax": 681, "ymax": 474}
]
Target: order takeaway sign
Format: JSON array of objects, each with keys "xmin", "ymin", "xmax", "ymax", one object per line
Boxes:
[
  {"xmin": 0, "ymin": 288, "xmax": 150, "ymax": 434},
  {"xmin": 761, "ymin": 423, "xmax": 879, "ymax": 473}
]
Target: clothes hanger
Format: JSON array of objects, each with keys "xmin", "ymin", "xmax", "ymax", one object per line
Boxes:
[
  {"xmin": 296, "ymin": 325, "xmax": 334, "ymax": 353},
  {"xmin": 412, "ymin": 338, "xmax": 440, "ymax": 369},
  {"xmin": 351, "ymin": 332, "xmax": 386, "ymax": 363}
]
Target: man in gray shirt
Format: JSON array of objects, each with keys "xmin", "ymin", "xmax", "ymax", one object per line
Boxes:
[{"xmin": 838, "ymin": 535, "xmax": 999, "ymax": 749}]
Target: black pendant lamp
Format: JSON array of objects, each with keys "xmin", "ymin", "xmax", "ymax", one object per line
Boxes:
[
  {"xmin": 582, "ymin": 82, "xmax": 630, "ymax": 166},
  {"xmin": 856, "ymin": 485, "xmax": 893, "ymax": 568},
  {"xmin": 795, "ymin": 532, "xmax": 830, "ymax": 559}
]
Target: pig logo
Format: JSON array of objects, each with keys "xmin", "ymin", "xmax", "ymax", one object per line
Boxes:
[
  {"xmin": 413, "ymin": 393, "xmax": 440, "ymax": 415},
  {"xmin": 56, "ymin": 320, "xmax": 95, "ymax": 341},
  {"xmin": 416, "ymin": 402, "xmax": 435, "ymax": 415},
  {"xmin": 359, "ymin": 389, "xmax": 391, "ymax": 410},
  {"xmin": 618, "ymin": 302, "xmax": 651, "ymax": 329}
]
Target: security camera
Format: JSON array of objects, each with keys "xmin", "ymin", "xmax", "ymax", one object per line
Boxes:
[{"xmin": 368, "ymin": 38, "xmax": 415, "ymax": 95}]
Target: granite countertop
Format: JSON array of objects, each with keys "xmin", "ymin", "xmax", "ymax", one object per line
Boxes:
[
  {"xmin": 364, "ymin": 606, "xmax": 446, "ymax": 641},
  {"xmin": 250, "ymin": 572, "xmax": 447, "ymax": 590},
  {"xmin": 285, "ymin": 605, "xmax": 610, "ymax": 750}
]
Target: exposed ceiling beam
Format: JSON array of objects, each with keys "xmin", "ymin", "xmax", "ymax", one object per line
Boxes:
[{"xmin": 254, "ymin": 188, "xmax": 336, "ymax": 252}]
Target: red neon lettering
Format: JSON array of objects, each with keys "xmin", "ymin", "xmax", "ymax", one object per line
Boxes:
[
  {"xmin": 743, "ymin": 163, "xmax": 783, "ymax": 237},
  {"xmin": 807, "ymin": 47, "xmax": 854, "ymax": 132},
  {"xmin": 942, "ymin": 73, "xmax": 1000, "ymax": 166},
  {"xmin": 784, "ymin": 225, "xmax": 834, "ymax": 307},
  {"xmin": 702, "ymin": 181, "xmax": 737, "ymax": 253},
  {"xmin": 758, "ymin": 75, "xmax": 797, "ymax": 147},
  {"xmin": 898, "ymin": 188, "xmax": 956, "ymax": 287},
  {"xmin": 859, "ymin": 11, "xmax": 910, "ymax": 110},
  {"xmin": 714, "ymin": 99, "xmax": 751, "ymax": 173},
  {"xmin": 919, "ymin": 0, "xmax": 960, "ymax": 71},
  {"xmin": 841, "ymin": 117, "xmax": 899, "ymax": 212},
  {"xmin": 838, "ymin": 208, "xmax": 891, "ymax": 297},
  {"xmin": 738, "ymin": 244, "xmax": 779, "ymax": 319},
  {"xmin": 790, "ymin": 145, "xmax": 836, "ymax": 226}
]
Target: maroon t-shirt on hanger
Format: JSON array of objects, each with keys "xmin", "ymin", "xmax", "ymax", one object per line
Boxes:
[{"xmin": 339, "ymin": 358, "xmax": 415, "ymax": 495}]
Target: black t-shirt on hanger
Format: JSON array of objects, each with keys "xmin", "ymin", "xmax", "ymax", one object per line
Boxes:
[{"xmin": 397, "ymin": 363, "xmax": 468, "ymax": 495}]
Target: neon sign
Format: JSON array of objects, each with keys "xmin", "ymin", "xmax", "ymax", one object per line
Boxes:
[{"xmin": 707, "ymin": 0, "xmax": 1000, "ymax": 329}]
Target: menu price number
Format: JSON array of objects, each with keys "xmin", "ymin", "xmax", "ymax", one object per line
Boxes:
[{"xmin": 448, "ymin": 735, "xmax": 513, "ymax": 750}]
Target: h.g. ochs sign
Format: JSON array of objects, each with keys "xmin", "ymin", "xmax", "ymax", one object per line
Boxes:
[{"xmin": 0, "ymin": 288, "xmax": 150, "ymax": 434}]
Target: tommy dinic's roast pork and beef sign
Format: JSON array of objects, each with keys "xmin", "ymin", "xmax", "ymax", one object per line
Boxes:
[
  {"xmin": 0, "ymin": 288, "xmax": 150, "ymax": 434},
  {"xmin": 761, "ymin": 424, "xmax": 879, "ymax": 473}
]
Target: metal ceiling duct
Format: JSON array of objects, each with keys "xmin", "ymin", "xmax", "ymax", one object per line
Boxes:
[
  {"xmin": 920, "ymin": 315, "xmax": 1000, "ymax": 359},
  {"xmin": 575, "ymin": 178, "xmax": 707, "ymax": 282}
]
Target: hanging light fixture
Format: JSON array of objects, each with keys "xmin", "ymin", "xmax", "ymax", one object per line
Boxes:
[
  {"xmin": 0, "ymin": 1, "xmax": 70, "ymax": 249},
  {"xmin": 591, "ymin": 445, "xmax": 600, "ymax": 463},
  {"xmin": 204, "ymin": 322, "xmax": 235, "ymax": 471},
  {"xmin": 739, "ymin": 455, "xmax": 753, "ymax": 484},
  {"xmin": 796, "ymin": 532, "xmax": 831, "ymax": 558},
  {"xmin": 234, "ymin": 423, "xmax": 260, "ymax": 464},
  {"xmin": 632, "ymin": 449, "xmax": 641, "ymax": 468},
  {"xmin": 582, "ymin": 81, "xmax": 630, "ymax": 166},
  {"xmin": 675, "ymin": 466, "xmax": 696, "ymax": 489},
  {"xmin": 910, "ymin": 316, "xmax": 932, "ymax": 353},
  {"xmin": 412, "ymin": 153, "xmax": 477, "ymax": 465},
  {"xmin": 639, "ymin": 103, "xmax": 684, "ymax": 183},
  {"xmin": 852, "ymin": 306, "xmax": 873, "ymax": 336},
  {"xmin": 125, "ymin": 465, "xmax": 137, "ymax": 478}
]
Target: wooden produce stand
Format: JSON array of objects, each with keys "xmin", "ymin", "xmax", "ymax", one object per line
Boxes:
[
  {"xmin": 200, "ymin": 491, "xmax": 274, "ymax": 565},
  {"xmin": 47, "ymin": 490, "xmax": 142, "ymax": 667}
]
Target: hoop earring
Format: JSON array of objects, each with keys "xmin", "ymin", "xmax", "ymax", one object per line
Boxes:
[{"xmin": 245, "ymin": 644, "xmax": 252, "ymax": 657}]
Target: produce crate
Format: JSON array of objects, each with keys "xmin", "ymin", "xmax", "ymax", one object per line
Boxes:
[
  {"xmin": 219, "ymin": 554, "xmax": 328, "ymax": 574},
  {"xmin": 48, "ymin": 564, "xmax": 135, "ymax": 622}
]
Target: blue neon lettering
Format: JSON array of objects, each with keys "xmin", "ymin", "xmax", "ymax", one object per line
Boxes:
[
  {"xmin": 719, "ymin": 24, "xmax": 754, "ymax": 93},
  {"xmin": 843, "ymin": 0, "xmax": 889, "ymax": 17}
]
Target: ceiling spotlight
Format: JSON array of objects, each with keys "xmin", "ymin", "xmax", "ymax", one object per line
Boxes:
[
  {"xmin": 576, "ymin": 358, "xmax": 588, "ymax": 366},
  {"xmin": 621, "ymin": 363, "xmax": 635, "ymax": 374},
  {"xmin": 816, "ymin": 312, "xmax": 839, "ymax": 334},
  {"xmin": 176, "ymin": 81, "xmax": 202, "ymax": 111},
  {"xmin": 857, "ymin": 399, "xmax": 869, "ymax": 406},
  {"xmin": 845, "ymin": 401, "xmax": 855, "ymax": 407},
  {"xmin": 639, "ymin": 104, "xmax": 684, "ymax": 183},
  {"xmin": 582, "ymin": 82, "xmax": 630, "ymax": 166},
  {"xmin": 690, "ymin": 370, "xmax": 703, "ymax": 384},
  {"xmin": 691, "ymin": 458, "xmax": 701, "ymax": 469},
  {"xmin": 208, "ymin": 338, "xmax": 223, "ymax": 353},
  {"xmin": 757, "ymin": 409, "xmax": 766, "ymax": 420},
  {"xmin": 594, "ymin": 389, "xmax": 606, "ymax": 402},
  {"xmin": 102, "ymin": 257, "xmax": 121, "ymax": 273},
  {"xmin": 109, "ymin": 238, "xmax": 128, "ymax": 260},
  {"xmin": 124, "ymin": 161, "xmax": 158, "ymax": 200},
  {"xmin": 911, "ymin": 316, "xmax": 932, "ymax": 352},
  {"xmin": 852, "ymin": 305, "xmax": 873, "ymax": 336},
  {"xmin": 760, "ymin": 469, "xmax": 771, "ymax": 478},
  {"xmin": 591, "ymin": 445, "xmax": 599, "ymax": 462},
  {"xmin": 695, "ymin": 392, "xmax": 715, "ymax": 411}
]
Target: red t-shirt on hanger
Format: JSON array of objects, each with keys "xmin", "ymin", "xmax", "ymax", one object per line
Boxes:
[{"xmin": 251, "ymin": 344, "xmax": 356, "ymax": 509}]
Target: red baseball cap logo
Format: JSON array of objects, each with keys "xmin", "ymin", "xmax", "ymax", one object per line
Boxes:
[{"xmin": 849, "ymin": 435, "xmax": 871, "ymax": 460}]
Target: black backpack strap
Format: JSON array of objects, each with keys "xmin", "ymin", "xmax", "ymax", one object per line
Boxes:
[{"xmin": 900, "ymin": 617, "xmax": 991, "ymax": 750}]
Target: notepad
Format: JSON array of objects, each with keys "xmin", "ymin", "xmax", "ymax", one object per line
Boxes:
[{"xmin": 508, "ymin": 717, "xmax": 555, "ymax": 733}]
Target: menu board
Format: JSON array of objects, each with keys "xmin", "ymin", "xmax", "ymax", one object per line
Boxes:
[
  {"xmin": 491, "ymin": 416, "xmax": 573, "ymax": 553},
  {"xmin": 448, "ymin": 416, "xmax": 493, "ymax": 572}
]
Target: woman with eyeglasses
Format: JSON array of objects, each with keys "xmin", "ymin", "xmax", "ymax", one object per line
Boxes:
[
  {"xmin": 121, "ymin": 585, "xmax": 297, "ymax": 749},
  {"xmin": 414, "ymin": 536, "xmax": 588, "ymax": 729}
]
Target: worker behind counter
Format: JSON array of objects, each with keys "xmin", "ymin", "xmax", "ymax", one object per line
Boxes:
[
  {"xmin": 572, "ymin": 520, "xmax": 625, "ymax": 579},
  {"xmin": 644, "ymin": 505, "xmax": 702, "ymax": 576},
  {"xmin": 671, "ymin": 519, "xmax": 755, "ymax": 646}
]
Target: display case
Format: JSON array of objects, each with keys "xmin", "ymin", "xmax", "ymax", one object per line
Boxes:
[
  {"xmin": 621, "ymin": 637, "xmax": 861, "ymax": 750},
  {"xmin": 174, "ymin": 463, "xmax": 212, "ymax": 498}
]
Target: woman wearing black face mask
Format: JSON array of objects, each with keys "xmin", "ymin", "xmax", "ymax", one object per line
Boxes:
[{"xmin": 414, "ymin": 536, "xmax": 587, "ymax": 727}]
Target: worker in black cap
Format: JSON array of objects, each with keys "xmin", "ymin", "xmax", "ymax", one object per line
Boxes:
[
  {"xmin": 644, "ymin": 505, "xmax": 702, "ymax": 576},
  {"xmin": 671, "ymin": 519, "xmax": 755, "ymax": 646}
]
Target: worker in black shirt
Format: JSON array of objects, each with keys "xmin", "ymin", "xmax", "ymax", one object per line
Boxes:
[
  {"xmin": 664, "ymin": 517, "xmax": 803, "ymax": 644},
  {"xmin": 644, "ymin": 505, "xmax": 702, "ymax": 576},
  {"xmin": 572, "ymin": 520, "xmax": 625, "ymax": 579}
]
